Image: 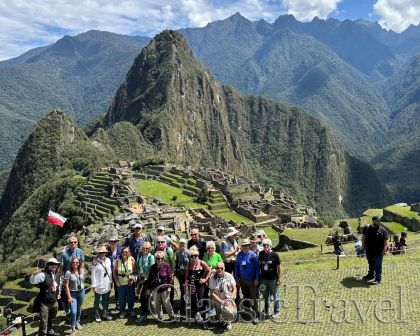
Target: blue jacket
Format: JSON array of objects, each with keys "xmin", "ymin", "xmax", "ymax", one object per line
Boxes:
[{"xmin": 235, "ymin": 251, "xmax": 260, "ymax": 281}]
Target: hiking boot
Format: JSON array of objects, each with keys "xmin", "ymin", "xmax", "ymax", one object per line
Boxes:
[{"xmin": 362, "ymin": 274, "xmax": 374, "ymax": 281}]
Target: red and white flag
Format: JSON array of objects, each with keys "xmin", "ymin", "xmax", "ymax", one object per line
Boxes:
[{"xmin": 47, "ymin": 210, "xmax": 67, "ymax": 228}]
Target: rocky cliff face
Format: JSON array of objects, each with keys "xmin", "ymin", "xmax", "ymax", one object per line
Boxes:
[{"xmin": 100, "ymin": 30, "xmax": 390, "ymax": 215}]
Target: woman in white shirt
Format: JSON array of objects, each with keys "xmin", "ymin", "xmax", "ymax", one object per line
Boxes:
[{"xmin": 91, "ymin": 245, "xmax": 113, "ymax": 322}]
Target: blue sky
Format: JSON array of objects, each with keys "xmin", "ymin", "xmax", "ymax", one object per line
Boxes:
[{"xmin": 0, "ymin": 0, "xmax": 418, "ymax": 60}]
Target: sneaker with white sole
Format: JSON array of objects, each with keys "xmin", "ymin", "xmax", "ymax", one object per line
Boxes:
[
  {"xmin": 75, "ymin": 322, "xmax": 83, "ymax": 330},
  {"xmin": 95, "ymin": 314, "xmax": 102, "ymax": 322}
]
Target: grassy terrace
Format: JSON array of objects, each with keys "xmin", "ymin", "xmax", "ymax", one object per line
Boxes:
[
  {"xmin": 283, "ymin": 228, "xmax": 331, "ymax": 245},
  {"xmin": 385, "ymin": 205, "xmax": 420, "ymax": 220},
  {"xmin": 136, "ymin": 179, "xmax": 252, "ymax": 223}
]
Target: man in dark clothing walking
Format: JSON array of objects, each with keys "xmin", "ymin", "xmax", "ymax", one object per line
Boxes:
[{"xmin": 361, "ymin": 216, "xmax": 389, "ymax": 285}]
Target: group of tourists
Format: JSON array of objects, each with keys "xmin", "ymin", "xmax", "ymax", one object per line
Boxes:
[{"xmin": 29, "ymin": 225, "xmax": 282, "ymax": 335}]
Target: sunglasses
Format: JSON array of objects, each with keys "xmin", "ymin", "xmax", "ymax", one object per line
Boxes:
[
  {"xmin": 263, "ymin": 244, "xmax": 270, "ymax": 247},
  {"xmin": 207, "ymin": 247, "xmax": 214, "ymax": 249},
  {"xmin": 157, "ymin": 229, "xmax": 163, "ymax": 232},
  {"xmin": 191, "ymin": 233, "xmax": 198, "ymax": 236},
  {"xmin": 157, "ymin": 241, "xmax": 165, "ymax": 244},
  {"xmin": 109, "ymin": 241, "xmax": 117, "ymax": 243},
  {"xmin": 72, "ymin": 262, "xmax": 79, "ymax": 264},
  {"xmin": 216, "ymin": 267, "xmax": 224, "ymax": 270},
  {"xmin": 70, "ymin": 241, "xmax": 78, "ymax": 244},
  {"xmin": 191, "ymin": 255, "xmax": 199, "ymax": 258},
  {"xmin": 156, "ymin": 257, "xmax": 164, "ymax": 260},
  {"xmin": 135, "ymin": 228, "xmax": 142, "ymax": 230},
  {"xmin": 98, "ymin": 252, "xmax": 106, "ymax": 254}
]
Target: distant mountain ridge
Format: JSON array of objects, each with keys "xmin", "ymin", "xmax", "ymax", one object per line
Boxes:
[{"xmin": 0, "ymin": 13, "xmax": 418, "ymax": 204}]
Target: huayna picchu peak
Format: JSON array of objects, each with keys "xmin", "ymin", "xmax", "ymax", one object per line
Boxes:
[{"xmin": 95, "ymin": 30, "xmax": 391, "ymax": 216}]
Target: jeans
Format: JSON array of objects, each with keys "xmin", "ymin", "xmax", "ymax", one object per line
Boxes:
[
  {"xmin": 70, "ymin": 289, "xmax": 85, "ymax": 327},
  {"xmin": 118, "ymin": 284, "xmax": 135, "ymax": 312},
  {"xmin": 366, "ymin": 252, "xmax": 383, "ymax": 282},
  {"xmin": 94, "ymin": 291, "xmax": 110, "ymax": 312},
  {"xmin": 260, "ymin": 279, "xmax": 280, "ymax": 314}
]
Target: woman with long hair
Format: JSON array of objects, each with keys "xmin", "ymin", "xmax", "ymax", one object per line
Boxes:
[
  {"xmin": 113, "ymin": 246, "xmax": 137, "ymax": 318},
  {"xmin": 65, "ymin": 257, "xmax": 85, "ymax": 336}
]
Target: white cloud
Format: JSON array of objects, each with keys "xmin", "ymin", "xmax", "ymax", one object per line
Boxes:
[
  {"xmin": 0, "ymin": 0, "xmax": 285, "ymax": 61},
  {"xmin": 373, "ymin": 0, "xmax": 420, "ymax": 32},
  {"xmin": 282, "ymin": 0, "xmax": 341, "ymax": 21}
]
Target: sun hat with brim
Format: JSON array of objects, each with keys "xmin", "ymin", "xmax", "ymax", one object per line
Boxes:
[
  {"xmin": 12, "ymin": 317, "xmax": 23, "ymax": 325},
  {"xmin": 157, "ymin": 225, "xmax": 166, "ymax": 231},
  {"xmin": 179, "ymin": 238, "xmax": 187, "ymax": 244},
  {"xmin": 108, "ymin": 235, "xmax": 119, "ymax": 242},
  {"xmin": 372, "ymin": 216, "xmax": 381, "ymax": 221},
  {"xmin": 240, "ymin": 238, "xmax": 251, "ymax": 246},
  {"xmin": 96, "ymin": 245, "xmax": 108, "ymax": 253},
  {"xmin": 256, "ymin": 230, "xmax": 266, "ymax": 237},
  {"xmin": 133, "ymin": 223, "xmax": 143, "ymax": 229},
  {"xmin": 225, "ymin": 227, "xmax": 240, "ymax": 238},
  {"xmin": 46, "ymin": 257, "xmax": 60, "ymax": 265}
]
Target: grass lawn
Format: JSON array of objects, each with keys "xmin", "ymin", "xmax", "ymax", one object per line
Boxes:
[
  {"xmin": 383, "ymin": 221, "xmax": 410, "ymax": 234},
  {"xmin": 283, "ymin": 228, "xmax": 331, "ymax": 245},
  {"xmin": 362, "ymin": 208, "xmax": 383, "ymax": 217},
  {"xmin": 136, "ymin": 180, "xmax": 203, "ymax": 208},
  {"xmin": 212, "ymin": 209, "xmax": 253, "ymax": 224}
]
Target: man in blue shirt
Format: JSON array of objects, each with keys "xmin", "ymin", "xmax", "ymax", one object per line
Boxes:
[
  {"xmin": 59, "ymin": 236, "xmax": 85, "ymax": 274},
  {"xmin": 124, "ymin": 223, "xmax": 150, "ymax": 260},
  {"xmin": 235, "ymin": 238, "xmax": 260, "ymax": 324}
]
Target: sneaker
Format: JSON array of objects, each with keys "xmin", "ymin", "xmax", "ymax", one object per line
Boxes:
[
  {"xmin": 223, "ymin": 322, "xmax": 232, "ymax": 332},
  {"xmin": 135, "ymin": 315, "xmax": 147, "ymax": 323},
  {"xmin": 362, "ymin": 274, "xmax": 374, "ymax": 281},
  {"xmin": 370, "ymin": 280, "xmax": 381, "ymax": 285},
  {"xmin": 119, "ymin": 312, "xmax": 126, "ymax": 319},
  {"xmin": 201, "ymin": 322, "xmax": 209, "ymax": 330},
  {"xmin": 47, "ymin": 330, "xmax": 62, "ymax": 336},
  {"xmin": 75, "ymin": 322, "xmax": 83, "ymax": 330},
  {"xmin": 102, "ymin": 314, "xmax": 113, "ymax": 321},
  {"xmin": 252, "ymin": 317, "xmax": 260, "ymax": 325},
  {"xmin": 271, "ymin": 312, "xmax": 280, "ymax": 319},
  {"xmin": 129, "ymin": 310, "xmax": 137, "ymax": 318},
  {"xmin": 165, "ymin": 316, "xmax": 177, "ymax": 323},
  {"xmin": 95, "ymin": 314, "xmax": 102, "ymax": 322}
]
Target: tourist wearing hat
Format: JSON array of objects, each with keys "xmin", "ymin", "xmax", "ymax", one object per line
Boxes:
[
  {"xmin": 124, "ymin": 224, "xmax": 151, "ymax": 260},
  {"xmin": 155, "ymin": 225, "xmax": 178, "ymax": 250},
  {"xmin": 136, "ymin": 241, "xmax": 155, "ymax": 323},
  {"xmin": 113, "ymin": 246, "xmax": 137, "ymax": 318},
  {"xmin": 249, "ymin": 235, "xmax": 262, "ymax": 253},
  {"xmin": 30, "ymin": 257, "xmax": 62, "ymax": 336},
  {"xmin": 235, "ymin": 238, "xmax": 260, "ymax": 324},
  {"xmin": 258, "ymin": 239, "xmax": 281, "ymax": 319},
  {"xmin": 185, "ymin": 246, "xmax": 212, "ymax": 329},
  {"xmin": 208, "ymin": 261, "xmax": 237, "ymax": 332},
  {"xmin": 255, "ymin": 230, "xmax": 267, "ymax": 250},
  {"xmin": 361, "ymin": 216, "xmax": 389, "ymax": 285},
  {"xmin": 221, "ymin": 227, "xmax": 240, "ymax": 274},
  {"xmin": 91, "ymin": 245, "xmax": 113, "ymax": 322},
  {"xmin": 107, "ymin": 235, "xmax": 122, "ymax": 310},
  {"xmin": 174, "ymin": 238, "xmax": 190, "ymax": 312}
]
